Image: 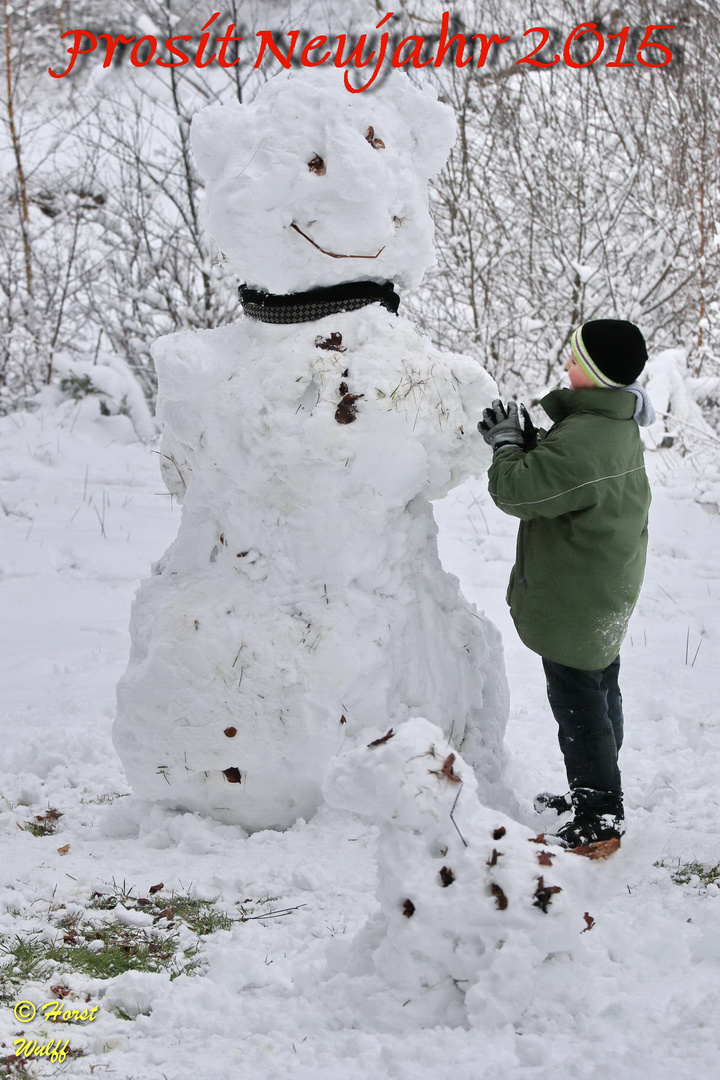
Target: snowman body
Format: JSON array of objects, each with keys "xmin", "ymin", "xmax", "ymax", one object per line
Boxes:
[{"xmin": 114, "ymin": 71, "xmax": 509, "ymax": 830}]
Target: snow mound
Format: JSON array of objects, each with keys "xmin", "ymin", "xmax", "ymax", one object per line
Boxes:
[{"xmin": 323, "ymin": 718, "xmax": 592, "ymax": 1030}]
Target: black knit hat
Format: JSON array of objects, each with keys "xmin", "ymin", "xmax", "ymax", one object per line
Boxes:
[{"xmin": 571, "ymin": 319, "xmax": 648, "ymax": 387}]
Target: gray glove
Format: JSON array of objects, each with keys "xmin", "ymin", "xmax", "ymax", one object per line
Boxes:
[{"xmin": 478, "ymin": 399, "xmax": 525, "ymax": 452}]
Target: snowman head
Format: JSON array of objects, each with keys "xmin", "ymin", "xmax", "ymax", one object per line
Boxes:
[{"xmin": 191, "ymin": 69, "xmax": 456, "ymax": 295}]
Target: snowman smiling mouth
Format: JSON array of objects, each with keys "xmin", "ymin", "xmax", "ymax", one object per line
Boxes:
[{"xmin": 290, "ymin": 222, "xmax": 385, "ymax": 260}]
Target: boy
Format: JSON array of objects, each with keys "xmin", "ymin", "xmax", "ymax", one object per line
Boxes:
[{"xmin": 479, "ymin": 319, "xmax": 654, "ymax": 849}]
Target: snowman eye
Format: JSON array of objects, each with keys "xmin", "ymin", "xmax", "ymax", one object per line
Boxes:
[
  {"xmin": 365, "ymin": 127, "xmax": 385, "ymax": 150},
  {"xmin": 308, "ymin": 154, "xmax": 326, "ymax": 175}
]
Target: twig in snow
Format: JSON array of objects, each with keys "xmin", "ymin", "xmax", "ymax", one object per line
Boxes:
[
  {"xmin": 93, "ymin": 492, "xmax": 107, "ymax": 539},
  {"xmin": 0, "ymin": 497, "xmax": 31, "ymax": 520},
  {"xmin": 368, "ymin": 728, "xmax": 395, "ymax": 747},
  {"xmin": 239, "ymin": 903, "xmax": 307, "ymax": 922},
  {"xmin": 449, "ymin": 783, "xmax": 468, "ymax": 848},
  {"xmin": 468, "ymin": 494, "xmax": 489, "ymax": 534},
  {"xmin": 657, "ymin": 584, "xmax": 683, "ymax": 612}
]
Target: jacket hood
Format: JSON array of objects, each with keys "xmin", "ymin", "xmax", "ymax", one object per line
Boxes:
[
  {"xmin": 623, "ymin": 381, "xmax": 657, "ymax": 427},
  {"xmin": 541, "ymin": 387, "xmax": 637, "ymax": 424}
]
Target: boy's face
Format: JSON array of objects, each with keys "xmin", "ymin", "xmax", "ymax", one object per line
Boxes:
[{"xmin": 565, "ymin": 354, "xmax": 597, "ymax": 389}]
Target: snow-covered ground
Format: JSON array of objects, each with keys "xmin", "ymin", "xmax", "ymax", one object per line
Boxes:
[{"xmin": 1, "ymin": 397, "xmax": 719, "ymax": 1079}]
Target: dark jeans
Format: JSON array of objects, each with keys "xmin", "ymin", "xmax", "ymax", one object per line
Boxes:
[{"xmin": 541, "ymin": 655, "xmax": 624, "ymax": 817}]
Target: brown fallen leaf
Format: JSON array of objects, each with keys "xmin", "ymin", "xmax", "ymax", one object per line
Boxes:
[
  {"xmin": 57, "ymin": 844, "xmax": 70, "ymax": 856},
  {"xmin": 570, "ymin": 837, "xmax": 621, "ymax": 860},
  {"xmin": 335, "ymin": 392, "xmax": 363, "ymax": 424},
  {"xmin": 533, "ymin": 875, "xmax": 562, "ymax": 912},
  {"xmin": 537, "ymin": 850, "xmax": 555, "ymax": 866},
  {"xmin": 315, "ymin": 331, "xmax": 345, "ymax": 351},
  {"xmin": 439, "ymin": 866, "xmax": 455, "ymax": 887},
  {"xmin": 493, "ymin": 826, "xmax": 506, "ymax": 840},
  {"xmin": 402, "ymin": 899, "xmax": 415, "ymax": 917},
  {"xmin": 430, "ymin": 753, "xmax": 461, "ymax": 784},
  {"xmin": 486, "ymin": 848, "xmax": 503, "ymax": 867},
  {"xmin": 582, "ymin": 912, "xmax": 596, "ymax": 932},
  {"xmin": 490, "ymin": 883, "xmax": 508, "ymax": 910},
  {"xmin": 149, "ymin": 882, "xmax": 164, "ymax": 894},
  {"xmin": 222, "ymin": 767, "xmax": 242, "ymax": 783},
  {"xmin": 368, "ymin": 728, "xmax": 394, "ymax": 747}
]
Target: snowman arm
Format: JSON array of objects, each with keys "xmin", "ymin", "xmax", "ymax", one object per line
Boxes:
[{"xmin": 449, "ymin": 357, "xmax": 499, "ymax": 428}]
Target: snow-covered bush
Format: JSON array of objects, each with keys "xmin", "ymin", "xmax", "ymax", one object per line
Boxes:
[
  {"xmin": 55, "ymin": 355, "xmax": 158, "ymax": 443},
  {"xmin": 641, "ymin": 350, "xmax": 720, "ymax": 456},
  {"xmin": 3, "ymin": 1, "xmax": 719, "ymax": 425}
]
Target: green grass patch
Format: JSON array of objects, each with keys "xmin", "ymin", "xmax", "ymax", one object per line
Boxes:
[
  {"xmin": 158, "ymin": 894, "xmax": 234, "ymax": 935},
  {"xmin": 87, "ymin": 880, "xmax": 235, "ymax": 935},
  {"xmin": 0, "ymin": 1053, "xmax": 40, "ymax": 1080},
  {"xmin": 0, "ymin": 935, "xmax": 53, "ymax": 1000},
  {"xmin": 0, "ymin": 882, "xmax": 304, "ymax": 1014},
  {"xmin": 0, "ymin": 884, "xmax": 237, "ymax": 1005},
  {"xmin": 0, "ymin": 926, "xmax": 201, "ymax": 1003},
  {"xmin": 20, "ymin": 808, "xmax": 63, "ymax": 837},
  {"xmin": 656, "ymin": 858, "xmax": 720, "ymax": 886}
]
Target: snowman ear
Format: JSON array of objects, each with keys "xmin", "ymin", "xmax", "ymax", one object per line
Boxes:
[
  {"xmin": 191, "ymin": 101, "xmax": 245, "ymax": 182},
  {"xmin": 411, "ymin": 87, "xmax": 458, "ymax": 178}
]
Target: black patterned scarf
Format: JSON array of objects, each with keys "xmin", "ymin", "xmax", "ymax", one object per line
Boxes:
[{"xmin": 239, "ymin": 280, "xmax": 400, "ymax": 324}]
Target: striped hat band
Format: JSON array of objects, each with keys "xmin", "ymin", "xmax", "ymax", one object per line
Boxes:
[{"xmin": 571, "ymin": 326, "xmax": 627, "ymax": 388}]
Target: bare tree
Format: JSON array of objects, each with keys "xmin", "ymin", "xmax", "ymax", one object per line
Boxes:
[
  {"xmin": 402, "ymin": 0, "xmax": 718, "ymax": 403},
  {"xmin": 1, "ymin": 0, "xmax": 718, "ymax": 427}
]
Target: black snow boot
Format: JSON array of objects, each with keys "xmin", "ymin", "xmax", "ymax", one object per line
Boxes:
[
  {"xmin": 551, "ymin": 813, "xmax": 625, "ymax": 849},
  {"xmin": 534, "ymin": 791, "xmax": 573, "ymax": 815},
  {"xmin": 549, "ymin": 787, "xmax": 625, "ymax": 849}
]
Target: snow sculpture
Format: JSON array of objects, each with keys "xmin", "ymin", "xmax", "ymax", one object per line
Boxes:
[
  {"xmin": 114, "ymin": 69, "xmax": 508, "ymax": 831},
  {"xmin": 323, "ymin": 718, "xmax": 589, "ymax": 1030}
]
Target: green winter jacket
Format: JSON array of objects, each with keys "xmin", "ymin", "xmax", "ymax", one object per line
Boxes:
[{"xmin": 488, "ymin": 387, "xmax": 651, "ymax": 670}]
